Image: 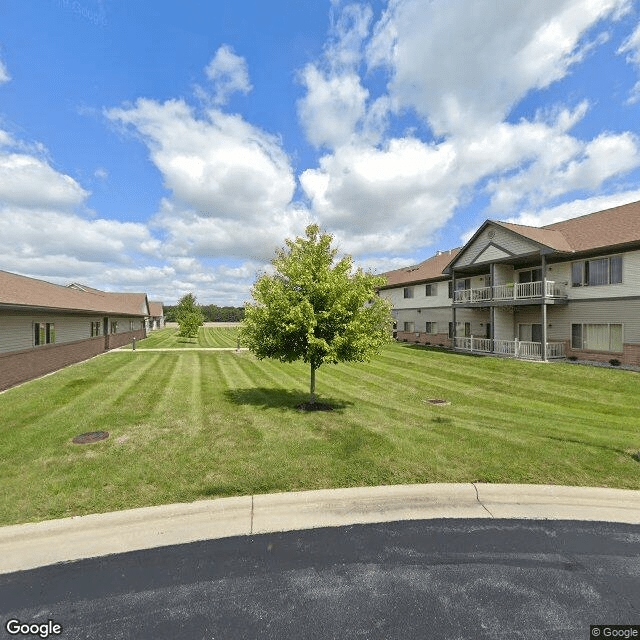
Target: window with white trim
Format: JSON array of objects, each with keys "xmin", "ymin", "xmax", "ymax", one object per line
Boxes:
[
  {"xmin": 425, "ymin": 322, "xmax": 437, "ymax": 334},
  {"xmin": 571, "ymin": 323, "xmax": 623, "ymax": 352},
  {"xmin": 571, "ymin": 255, "xmax": 622, "ymax": 287},
  {"xmin": 425, "ymin": 284, "xmax": 436, "ymax": 296},
  {"xmin": 403, "ymin": 321, "xmax": 415, "ymax": 332},
  {"xmin": 90, "ymin": 321, "xmax": 101, "ymax": 337},
  {"xmin": 403, "ymin": 287, "xmax": 413, "ymax": 298}
]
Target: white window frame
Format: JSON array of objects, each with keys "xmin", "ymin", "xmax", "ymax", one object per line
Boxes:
[
  {"xmin": 571, "ymin": 323, "xmax": 624, "ymax": 352},
  {"xmin": 403, "ymin": 287, "xmax": 413, "ymax": 299},
  {"xmin": 571, "ymin": 254, "xmax": 623, "ymax": 287},
  {"xmin": 425, "ymin": 321, "xmax": 437, "ymax": 334}
]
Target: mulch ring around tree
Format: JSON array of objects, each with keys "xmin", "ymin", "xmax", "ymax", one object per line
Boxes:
[{"xmin": 296, "ymin": 401, "xmax": 334, "ymax": 412}]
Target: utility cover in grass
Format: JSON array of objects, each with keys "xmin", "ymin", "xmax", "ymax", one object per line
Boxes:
[{"xmin": 72, "ymin": 431, "xmax": 109, "ymax": 444}]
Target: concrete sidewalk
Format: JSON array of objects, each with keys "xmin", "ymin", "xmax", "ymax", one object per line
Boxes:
[{"xmin": 1, "ymin": 483, "xmax": 639, "ymax": 574}]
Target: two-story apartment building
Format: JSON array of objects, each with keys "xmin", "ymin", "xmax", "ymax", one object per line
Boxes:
[
  {"xmin": 0, "ymin": 270, "xmax": 150, "ymax": 391},
  {"xmin": 379, "ymin": 200, "xmax": 640, "ymax": 366}
]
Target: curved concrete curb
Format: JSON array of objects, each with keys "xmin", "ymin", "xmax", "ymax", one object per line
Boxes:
[{"xmin": 1, "ymin": 483, "xmax": 639, "ymax": 574}]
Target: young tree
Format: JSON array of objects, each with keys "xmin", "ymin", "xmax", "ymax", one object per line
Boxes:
[
  {"xmin": 240, "ymin": 224, "xmax": 393, "ymax": 407},
  {"xmin": 176, "ymin": 293, "xmax": 204, "ymax": 340}
]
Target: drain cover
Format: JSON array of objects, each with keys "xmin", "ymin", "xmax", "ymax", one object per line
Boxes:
[
  {"xmin": 424, "ymin": 399, "xmax": 450, "ymax": 406},
  {"xmin": 72, "ymin": 431, "xmax": 109, "ymax": 444}
]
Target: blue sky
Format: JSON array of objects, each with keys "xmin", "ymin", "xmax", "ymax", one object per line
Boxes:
[{"xmin": 2, "ymin": 0, "xmax": 640, "ymax": 305}]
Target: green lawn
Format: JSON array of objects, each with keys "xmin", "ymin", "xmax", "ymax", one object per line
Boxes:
[
  {"xmin": 1, "ymin": 343, "xmax": 639, "ymax": 525},
  {"xmin": 134, "ymin": 326, "xmax": 241, "ymax": 348}
]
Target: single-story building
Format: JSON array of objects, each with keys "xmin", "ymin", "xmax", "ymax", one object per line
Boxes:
[
  {"xmin": 147, "ymin": 301, "xmax": 165, "ymax": 331},
  {"xmin": 0, "ymin": 271, "xmax": 150, "ymax": 391}
]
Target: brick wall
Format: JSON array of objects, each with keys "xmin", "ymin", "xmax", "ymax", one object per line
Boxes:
[
  {"xmin": 547, "ymin": 339, "xmax": 640, "ymax": 366},
  {"xmin": 0, "ymin": 337, "xmax": 105, "ymax": 392},
  {"xmin": 0, "ymin": 329, "xmax": 145, "ymax": 392},
  {"xmin": 105, "ymin": 329, "xmax": 145, "ymax": 351}
]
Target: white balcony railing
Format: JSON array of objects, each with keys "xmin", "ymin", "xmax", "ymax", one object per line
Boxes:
[
  {"xmin": 455, "ymin": 337, "xmax": 565, "ymax": 360},
  {"xmin": 454, "ymin": 281, "xmax": 566, "ymax": 303}
]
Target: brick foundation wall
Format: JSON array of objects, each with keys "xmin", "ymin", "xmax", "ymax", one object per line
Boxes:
[
  {"xmin": 105, "ymin": 329, "xmax": 145, "ymax": 351},
  {"xmin": 0, "ymin": 337, "xmax": 105, "ymax": 392},
  {"xmin": 0, "ymin": 329, "xmax": 146, "ymax": 392},
  {"xmin": 396, "ymin": 331, "xmax": 451, "ymax": 347},
  {"xmin": 550, "ymin": 340, "xmax": 640, "ymax": 366}
]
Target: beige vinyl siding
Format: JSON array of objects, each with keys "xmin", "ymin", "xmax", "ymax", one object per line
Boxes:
[
  {"xmin": 493, "ymin": 264, "xmax": 515, "ymax": 285},
  {"xmin": 561, "ymin": 249, "xmax": 640, "ymax": 300},
  {"xmin": 514, "ymin": 307, "xmax": 543, "ymax": 326},
  {"xmin": 454, "ymin": 225, "xmax": 540, "ymax": 268},
  {"xmin": 0, "ymin": 314, "xmax": 33, "ymax": 353},
  {"xmin": 546, "ymin": 299, "xmax": 640, "ymax": 344},
  {"xmin": 107, "ymin": 317, "xmax": 144, "ymax": 334},
  {"xmin": 380, "ymin": 280, "xmax": 450, "ymax": 310},
  {"xmin": 452, "ymin": 309, "xmax": 488, "ymax": 337},
  {"xmin": 0, "ymin": 313, "xmax": 105, "ymax": 354},
  {"xmin": 493, "ymin": 307, "xmax": 515, "ymax": 341}
]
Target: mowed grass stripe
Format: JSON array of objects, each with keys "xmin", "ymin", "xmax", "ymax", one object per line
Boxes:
[
  {"xmin": 1, "ymin": 343, "xmax": 639, "ymax": 525},
  {"xmin": 136, "ymin": 326, "xmax": 241, "ymax": 349}
]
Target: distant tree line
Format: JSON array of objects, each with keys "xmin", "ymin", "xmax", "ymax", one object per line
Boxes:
[{"xmin": 164, "ymin": 303, "xmax": 245, "ymax": 323}]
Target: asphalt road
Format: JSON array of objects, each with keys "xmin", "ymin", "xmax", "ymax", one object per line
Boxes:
[{"xmin": 1, "ymin": 519, "xmax": 639, "ymax": 640}]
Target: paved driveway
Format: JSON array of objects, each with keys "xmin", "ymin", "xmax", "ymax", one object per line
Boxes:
[{"xmin": 2, "ymin": 518, "xmax": 638, "ymax": 639}]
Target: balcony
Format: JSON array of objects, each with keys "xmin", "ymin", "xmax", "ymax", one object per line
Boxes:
[
  {"xmin": 453, "ymin": 281, "xmax": 567, "ymax": 304},
  {"xmin": 453, "ymin": 336, "xmax": 565, "ymax": 360}
]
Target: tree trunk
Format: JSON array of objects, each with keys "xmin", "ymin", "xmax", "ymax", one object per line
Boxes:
[{"xmin": 310, "ymin": 363, "xmax": 316, "ymax": 404}]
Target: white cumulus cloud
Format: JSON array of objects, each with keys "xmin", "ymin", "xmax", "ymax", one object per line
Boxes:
[{"xmin": 204, "ymin": 45, "xmax": 252, "ymax": 105}]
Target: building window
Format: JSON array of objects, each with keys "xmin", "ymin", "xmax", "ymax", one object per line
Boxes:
[
  {"xmin": 571, "ymin": 323, "xmax": 623, "ymax": 352},
  {"xmin": 425, "ymin": 322, "xmax": 437, "ymax": 334},
  {"xmin": 403, "ymin": 321, "xmax": 415, "ymax": 332},
  {"xmin": 425, "ymin": 284, "xmax": 436, "ymax": 296},
  {"xmin": 572, "ymin": 256, "xmax": 622, "ymax": 287},
  {"xmin": 90, "ymin": 321, "xmax": 101, "ymax": 337},
  {"xmin": 110, "ymin": 321, "xmax": 118, "ymax": 334},
  {"xmin": 518, "ymin": 268, "xmax": 542, "ymax": 283},
  {"xmin": 449, "ymin": 322, "xmax": 454, "ymax": 339},
  {"xmin": 448, "ymin": 279, "xmax": 470, "ymax": 298},
  {"xmin": 130, "ymin": 320, "xmax": 135, "ymax": 331},
  {"xmin": 403, "ymin": 287, "xmax": 413, "ymax": 298},
  {"xmin": 34, "ymin": 322, "xmax": 55, "ymax": 346}
]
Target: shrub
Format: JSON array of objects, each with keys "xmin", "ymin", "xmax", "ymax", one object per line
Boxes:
[
  {"xmin": 568, "ymin": 356, "xmax": 578, "ymax": 361},
  {"xmin": 609, "ymin": 358, "xmax": 621, "ymax": 367}
]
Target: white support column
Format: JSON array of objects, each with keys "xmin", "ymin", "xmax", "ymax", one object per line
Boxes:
[{"xmin": 541, "ymin": 253, "xmax": 547, "ymax": 362}]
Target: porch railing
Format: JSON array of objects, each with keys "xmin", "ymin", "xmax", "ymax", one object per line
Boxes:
[
  {"xmin": 454, "ymin": 281, "xmax": 566, "ymax": 303},
  {"xmin": 454, "ymin": 337, "xmax": 565, "ymax": 360}
]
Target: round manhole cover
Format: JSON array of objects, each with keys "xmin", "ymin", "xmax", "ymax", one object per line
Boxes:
[
  {"xmin": 72, "ymin": 431, "xmax": 109, "ymax": 444},
  {"xmin": 424, "ymin": 399, "xmax": 450, "ymax": 406}
]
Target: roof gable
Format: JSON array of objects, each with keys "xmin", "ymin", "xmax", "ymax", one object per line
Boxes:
[{"xmin": 447, "ymin": 222, "xmax": 543, "ymax": 271}]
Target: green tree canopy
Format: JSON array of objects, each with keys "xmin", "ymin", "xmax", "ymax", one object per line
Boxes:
[
  {"xmin": 176, "ymin": 293, "xmax": 204, "ymax": 340},
  {"xmin": 240, "ymin": 224, "xmax": 393, "ymax": 406}
]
